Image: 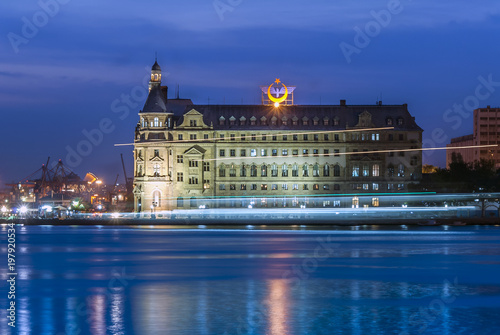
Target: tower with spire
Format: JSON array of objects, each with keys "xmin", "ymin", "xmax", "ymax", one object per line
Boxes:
[{"xmin": 149, "ymin": 57, "xmax": 162, "ymax": 92}]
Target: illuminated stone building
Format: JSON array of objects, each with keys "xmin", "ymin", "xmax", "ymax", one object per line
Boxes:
[
  {"xmin": 447, "ymin": 106, "xmax": 500, "ymax": 168},
  {"xmin": 133, "ymin": 62, "xmax": 423, "ymax": 212}
]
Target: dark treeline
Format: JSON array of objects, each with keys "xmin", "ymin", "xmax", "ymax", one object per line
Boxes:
[{"xmin": 413, "ymin": 153, "xmax": 500, "ymax": 193}]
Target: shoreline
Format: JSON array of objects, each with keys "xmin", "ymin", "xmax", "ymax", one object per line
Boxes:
[{"xmin": 2, "ymin": 217, "xmax": 499, "ymax": 227}]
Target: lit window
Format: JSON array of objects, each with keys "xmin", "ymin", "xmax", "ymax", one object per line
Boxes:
[
  {"xmin": 250, "ymin": 149, "xmax": 257, "ymax": 157},
  {"xmin": 352, "ymin": 165, "xmax": 359, "ymax": 177}
]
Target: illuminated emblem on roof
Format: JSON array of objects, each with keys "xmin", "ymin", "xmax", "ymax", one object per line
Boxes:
[{"xmin": 261, "ymin": 79, "xmax": 295, "ymax": 106}]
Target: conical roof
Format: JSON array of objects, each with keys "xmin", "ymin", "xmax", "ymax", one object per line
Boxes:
[{"xmin": 142, "ymin": 85, "xmax": 167, "ymax": 113}]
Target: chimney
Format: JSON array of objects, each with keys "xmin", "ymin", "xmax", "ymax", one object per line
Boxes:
[{"xmin": 340, "ymin": 99, "xmax": 346, "ymax": 106}]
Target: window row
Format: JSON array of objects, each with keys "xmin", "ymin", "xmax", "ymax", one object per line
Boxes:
[
  {"xmin": 218, "ymin": 183, "xmax": 341, "ymax": 191},
  {"xmin": 218, "ymin": 164, "xmax": 342, "ymax": 177},
  {"xmin": 219, "ymin": 148, "xmax": 341, "ymax": 157},
  {"xmin": 219, "ymin": 115, "xmax": 341, "ymax": 127}
]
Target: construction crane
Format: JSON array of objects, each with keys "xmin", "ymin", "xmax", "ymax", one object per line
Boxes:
[{"xmin": 121, "ymin": 154, "xmax": 132, "ymax": 197}]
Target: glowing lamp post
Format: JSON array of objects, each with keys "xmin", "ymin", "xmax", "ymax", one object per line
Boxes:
[{"xmin": 1, "ymin": 206, "xmax": 7, "ymax": 216}]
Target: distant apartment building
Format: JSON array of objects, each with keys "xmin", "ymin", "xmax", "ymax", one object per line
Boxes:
[{"xmin": 447, "ymin": 106, "xmax": 500, "ymax": 167}]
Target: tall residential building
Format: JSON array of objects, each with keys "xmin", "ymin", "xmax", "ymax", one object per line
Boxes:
[
  {"xmin": 133, "ymin": 62, "xmax": 423, "ymax": 212},
  {"xmin": 446, "ymin": 106, "xmax": 500, "ymax": 167}
]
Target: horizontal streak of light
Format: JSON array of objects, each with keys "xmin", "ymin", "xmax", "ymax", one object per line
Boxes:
[
  {"xmin": 114, "ymin": 127, "xmax": 394, "ymax": 146},
  {"xmin": 196, "ymin": 144, "xmax": 498, "ymax": 162}
]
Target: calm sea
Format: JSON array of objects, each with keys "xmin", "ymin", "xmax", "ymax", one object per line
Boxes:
[{"xmin": 1, "ymin": 224, "xmax": 500, "ymax": 334}]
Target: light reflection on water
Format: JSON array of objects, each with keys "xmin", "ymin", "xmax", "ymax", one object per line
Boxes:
[{"xmin": 0, "ymin": 225, "xmax": 499, "ymax": 334}]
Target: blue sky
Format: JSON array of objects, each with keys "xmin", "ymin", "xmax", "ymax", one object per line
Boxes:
[{"xmin": 1, "ymin": 0, "xmax": 500, "ymax": 185}]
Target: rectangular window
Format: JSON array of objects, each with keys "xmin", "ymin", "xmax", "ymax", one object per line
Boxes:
[
  {"xmin": 250, "ymin": 149, "xmax": 257, "ymax": 157},
  {"xmin": 293, "ymin": 149, "xmax": 298, "ymax": 156},
  {"xmin": 334, "ymin": 149, "xmax": 340, "ymax": 157},
  {"xmin": 303, "ymin": 149, "xmax": 309, "ymax": 155},
  {"xmin": 303, "ymin": 134, "xmax": 308, "ymax": 140},
  {"xmin": 177, "ymin": 172, "xmax": 183, "ymax": 182},
  {"xmin": 251, "ymin": 134, "xmax": 256, "ymax": 141},
  {"xmin": 372, "ymin": 197, "xmax": 379, "ymax": 207},
  {"xmin": 230, "ymin": 184, "xmax": 236, "ymax": 190},
  {"xmin": 220, "ymin": 134, "xmax": 225, "ymax": 140},
  {"xmin": 352, "ymin": 165, "xmax": 359, "ymax": 177},
  {"xmin": 272, "ymin": 135, "xmax": 277, "ymax": 141},
  {"xmin": 241, "ymin": 134, "xmax": 246, "ymax": 141},
  {"xmin": 154, "ymin": 149, "xmax": 159, "ymax": 157},
  {"xmin": 189, "ymin": 160, "xmax": 198, "ymax": 167},
  {"xmin": 219, "ymin": 184, "xmax": 226, "ymax": 190},
  {"xmin": 230, "ymin": 149, "xmax": 236, "ymax": 157},
  {"xmin": 293, "ymin": 134, "xmax": 298, "ymax": 141},
  {"xmin": 272, "ymin": 149, "xmax": 278, "ymax": 156},
  {"xmin": 190, "ymin": 120, "xmax": 197, "ymax": 127},
  {"xmin": 241, "ymin": 149, "xmax": 246, "ymax": 157},
  {"xmin": 334, "ymin": 134, "xmax": 340, "ymax": 141},
  {"xmin": 219, "ymin": 149, "xmax": 225, "ymax": 157},
  {"xmin": 323, "ymin": 184, "xmax": 329, "ymax": 190},
  {"xmin": 313, "ymin": 149, "xmax": 319, "ymax": 156},
  {"xmin": 282, "ymin": 135, "xmax": 288, "ymax": 141},
  {"xmin": 240, "ymin": 184, "xmax": 246, "ymax": 190},
  {"xmin": 178, "ymin": 134, "xmax": 183, "ymax": 140},
  {"xmin": 282, "ymin": 149, "xmax": 288, "ymax": 156},
  {"xmin": 262, "ymin": 134, "xmax": 267, "ymax": 140},
  {"xmin": 372, "ymin": 164, "xmax": 380, "ymax": 177},
  {"xmin": 240, "ymin": 165, "xmax": 246, "ymax": 177},
  {"xmin": 251, "ymin": 184, "xmax": 257, "ymax": 190},
  {"xmin": 230, "ymin": 168, "xmax": 236, "ymax": 177},
  {"xmin": 282, "ymin": 184, "xmax": 288, "ymax": 190},
  {"xmin": 230, "ymin": 134, "xmax": 235, "ymax": 141},
  {"xmin": 363, "ymin": 165, "xmax": 369, "ymax": 177},
  {"xmin": 314, "ymin": 134, "xmax": 318, "ymax": 141},
  {"xmin": 303, "ymin": 184, "xmax": 309, "ymax": 190},
  {"xmin": 203, "ymin": 162, "xmax": 210, "ymax": 171},
  {"xmin": 271, "ymin": 184, "xmax": 278, "ymax": 190},
  {"xmin": 282, "ymin": 165, "xmax": 289, "ymax": 177},
  {"xmin": 324, "ymin": 134, "xmax": 329, "ymax": 141},
  {"xmin": 293, "ymin": 184, "xmax": 299, "ymax": 190},
  {"xmin": 372, "ymin": 183, "xmax": 379, "ymax": 191},
  {"xmin": 190, "ymin": 134, "xmax": 197, "ymax": 140},
  {"xmin": 261, "ymin": 149, "xmax": 267, "ymax": 156},
  {"xmin": 261, "ymin": 184, "xmax": 268, "ymax": 190},
  {"xmin": 313, "ymin": 184, "xmax": 319, "ymax": 190},
  {"xmin": 204, "ymin": 134, "xmax": 209, "ymax": 140},
  {"xmin": 363, "ymin": 184, "xmax": 369, "ymax": 190},
  {"xmin": 177, "ymin": 155, "xmax": 183, "ymax": 163},
  {"xmin": 324, "ymin": 149, "xmax": 329, "ymax": 156}
]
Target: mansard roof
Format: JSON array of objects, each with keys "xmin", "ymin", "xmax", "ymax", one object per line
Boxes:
[{"xmin": 171, "ymin": 104, "xmax": 422, "ymax": 131}]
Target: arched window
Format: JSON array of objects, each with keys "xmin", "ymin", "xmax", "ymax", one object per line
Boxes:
[
  {"xmin": 152, "ymin": 190, "xmax": 161, "ymax": 207},
  {"xmin": 261, "ymin": 164, "xmax": 267, "ymax": 177},
  {"xmin": 313, "ymin": 164, "xmax": 320, "ymax": 177},
  {"xmin": 333, "ymin": 165, "xmax": 340, "ymax": 177},
  {"xmin": 219, "ymin": 164, "xmax": 226, "ymax": 177},
  {"xmin": 271, "ymin": 164, "xmax": 278, "ymax": 177},
  {"xmin": 302, "ymin": 164, "xmax": 309, "ymax": 177},
  {"xmin": 240, "ymin": 165, "xmax": 247, "ymax": 177},
  {"xmin": 251, "ymin": 165, "xmax": 257, "ymax": 177},
  {"xmin": 292, "ymin": 164, "xmax": 299, "ymax": 177},
  {"xmin": 282, "ymin": 164, "xmax": 288, "ymax": 177},
  {"xmin": 323, "ymin": 165, "xmax": 330, "ymax": 177}
]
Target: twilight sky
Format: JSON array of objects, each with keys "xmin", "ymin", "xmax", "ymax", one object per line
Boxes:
[{"xmin": 1, "ymin": 0, "xmax": 500, "ymax": 185}]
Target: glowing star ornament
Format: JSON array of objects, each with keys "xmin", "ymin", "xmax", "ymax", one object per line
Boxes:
[{"xmin": 268, "ymin": 78, "xmax": 288, "ymax": 106}]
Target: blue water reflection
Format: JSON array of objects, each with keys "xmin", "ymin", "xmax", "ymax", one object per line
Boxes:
[{"xmin": 0, "ymin": 225, "xmax": 499, "ymax": 334}]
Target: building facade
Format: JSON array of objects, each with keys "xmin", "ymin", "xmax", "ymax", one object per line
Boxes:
[
  {"xmin": 133, "ymin": 62, "xmax": 423, "ymax": 212},
  {"xmin": 446, "ymin": 106, "xmax": 500, "ymax": 168}
]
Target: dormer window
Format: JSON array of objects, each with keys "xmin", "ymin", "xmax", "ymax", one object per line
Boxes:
[
  {"xmin": 239, "ymin": 116, "xmax": 246, "ymax": 126},
  {"xmin": 219, "ymin": 117, "xmax": 225, "ymax": 126},
  {"xmin": 282, "ymin": 117, "xmax": 288, "ymax": 126},
  {"xmin": 333, "ymin": 117, "xmax": 339, "ymax": 126},
  {"xmin": 250, "ymin": 116, "xmax": 256, "ymax": 126},
  {"xmin": 292, "ymin": 116, "xmax": 298, "ymax": 126},
  {"xmin": 260, "ymin": 117, "xmax": 267, "ymax": 126},
  {"xmin": 190, "ymin": 120, "xmax": 197, "ymax": 127},
  {"xmin": 397, "ymin": 118, "xmax": 404, "ymax": 126},
  {"xmin": 386, "ymin": 118, "xmax": 393, "ymax": 126},
  {"xmin": 229, "ymin": 116, "xmax": 236, "ymax": 126},
  {"xmin": 271, "ymin": 117, "xmax": 277, "ymax": 126},
  {"xmin": 323, "ymin": 118, "xmax": 329, "ymax": 126},
  {"xmin": 313, "ymin": 117, "xmax": 319, "ymax": 126}
]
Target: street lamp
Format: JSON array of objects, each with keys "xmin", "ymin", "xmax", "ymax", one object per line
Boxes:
[{"xmin": 1, "ymin": 206, "xmax": 7, "ymax": 215}]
